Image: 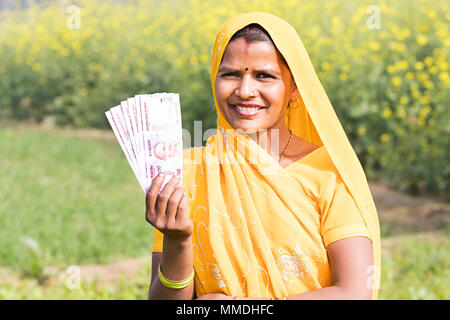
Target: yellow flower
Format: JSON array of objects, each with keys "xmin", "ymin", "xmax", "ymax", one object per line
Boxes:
[
  {"xmin": 417, "ymin": 118, "xmax": 425, "ymax": 127},
  {"xmin": 424, "ymin": 56, "xmax": 433, "ymax": 66},
  {"xmin": 72, "ymin": 41, "xmax": 81, "ymax": 52},
  {"xmin": 399, "ymin": 96, "xmax": 409, "ymax": 105},
  {"xmin": 387, "ymin": 65, "xmax": 396, "ymax": 73},
  {"xmin": 419, "ymin": 105, "xmax": 431, "ymax": 118},
  {"xmin": 417, "ymin": 34, "xmax": 427, "ymax": 46},
  {"xmin": 423, "ymin": 81, "xmax": 435, "ymax": 89},
  {"xmin": 419, "ymin": 95, "xmax": 431, "ymax": 105},
  {"xmin": 137, "ymin": 59, "xmax": 145, "ymax": 68},
  {"xmin": 391, "ymin": 77, "xmax": 402, "ymax": 87},
  {"xmin": 397, "ymin": 60, "xmax": 408, "ymax": 70},
  {"xmin": 439, "ymin": 72, "xmax": 449, "ymax": 83},
  {"xmin": 405, "ymin": 72, "xmax": 415, "ymax": 80},
  {"xmin": 369, "ymin": 41, "xmax": 381, "ymax": 51},
  {"xmin": 331, "ymin": 16, "xmax": 341, "ymax": 27},
  {"xmin": 397, "ymin": 105, "xmax": 407, "ymax": 119},
  {"xmin": 417, "ymin": 72, "xmax": 429, "ymax": 82},
  {"xmin": 427, "ymin": 10, "xmax": 437, "ymax": 20},
  {"xmin": 380, "ymin": 134, "xmax": 390, "ymax": 143},
  {"xmin": 190, "ymin": 56, "xmax": 198, "ymax": 65},
  {"xmin": 391, "ymin": 42, "xmax": 406, "ymax": 52},
  {"xmin": 322, "ymin": 62, "xmax": 331, "ymax": 71},
  {"xmin": 30, "ymin": 44, "xmax": 40, "ymax": 55},
  {"xmin": 437, "ymin": 61, "xmax": 448, "ymax": 71},
  {"xmin": 382, "ymin": 107, "xmax": 392, "ymax": 118},
  {"xmin": 415, "ymin": 61, "xmax": 424, "ymax": 70},
  {"xmin": 357, "ymin": 126, "xmax": 367, "ymax": 136},
  {"xmin": 368, "ymin": 146, "xmax": 376, "ymax": 154},
  {"xmin": 397, "ymin": 28, "xmax": 411, "ymax": 40},
  {"xmin": 339, "ymin": 73, "xmax": 348, "ymax": 81},
  {"xmin": 199, "ymin": 53, "xmax": 208, "ymax": 64}
]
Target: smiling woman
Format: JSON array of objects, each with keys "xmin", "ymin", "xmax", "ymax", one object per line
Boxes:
[
  {"xmin": 214, "ymin": 23, "xmax": 304, "ymax": 164},
  {"xmin": 148, "ymin": 12, "xmax": 381, "ymax": 300}
]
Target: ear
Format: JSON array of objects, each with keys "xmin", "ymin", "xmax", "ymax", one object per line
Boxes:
[{"xmin": 289, "ymin": 81, "xmax": 300, "ymax": 102}]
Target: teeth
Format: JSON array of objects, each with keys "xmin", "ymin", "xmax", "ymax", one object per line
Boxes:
[{"xmin": 234, "ymin": 105, "xmax": 262, "ymax": 112}]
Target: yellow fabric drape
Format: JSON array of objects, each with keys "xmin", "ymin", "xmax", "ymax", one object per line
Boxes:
[{"xmin": 153, "ymin": 12, "xmax": 380, "ymax": 299}]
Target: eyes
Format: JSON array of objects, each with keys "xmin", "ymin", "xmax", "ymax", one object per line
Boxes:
[{"xmin": 220, "ymin": 71, "xmax": 276, "ymax": 79}]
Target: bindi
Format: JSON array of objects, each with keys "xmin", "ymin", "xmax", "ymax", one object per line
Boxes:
[{"xmin": 245, "ymin": 67, "xmax": 248, "ymax": 71}]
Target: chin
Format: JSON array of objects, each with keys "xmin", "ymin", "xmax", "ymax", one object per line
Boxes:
[{"xmin": 231, "ymin": 124, "xmax": 267, "ymax": 135}]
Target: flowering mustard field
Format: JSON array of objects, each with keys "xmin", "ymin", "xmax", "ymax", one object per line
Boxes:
[{"xmin": 0, "ymin": 0, "xmax": 448, "ymax": 195}]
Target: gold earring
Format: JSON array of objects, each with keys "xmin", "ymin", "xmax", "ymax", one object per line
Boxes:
[{"xmin": 289, "ymin": 97, "xmax": 299, "ymax": 109}]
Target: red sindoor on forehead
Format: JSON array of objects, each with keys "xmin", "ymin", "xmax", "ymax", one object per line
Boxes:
[
  {"xmin": 244, "ymin": 39, "xmax": 250, "ymax": 71},
  {"xmin": 244, "ymin": 39, "xmax": 250, "ymax": 54}
]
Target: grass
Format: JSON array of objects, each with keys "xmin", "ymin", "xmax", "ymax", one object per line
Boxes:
[
  {"xmin": 379, "ymin": 232, "xmax": 449, "ymax": 299},
  {"xmin": 0, "ymin": 124, "xmax": 153, "ymax": 276},
  {"xmin": 0, "ymin": 124, "xmax": 448, "ymax": 299},
  {"xmin": 0, "ymin": 258, "xmax": 152, "ymax": 300}
]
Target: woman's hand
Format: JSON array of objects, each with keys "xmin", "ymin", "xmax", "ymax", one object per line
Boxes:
[
  {"xmin": 145, "ymin": 173, "xmax": 193, "ymax": 239},
  {"xmin": 147, "ymin": 174, "xmax": 195, "ymax": 300}
]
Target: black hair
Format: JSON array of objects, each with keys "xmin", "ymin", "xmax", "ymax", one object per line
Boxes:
[
  {"xmin": 229, "ymin": 23, "xmax": 274, "ymax": 43},
  {"xmin": 228, "ymin": 23, "xmax": 288, "ymax": 66}
]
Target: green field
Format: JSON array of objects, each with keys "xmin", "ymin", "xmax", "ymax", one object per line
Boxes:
[
  {"xmin": 0, "ymin": 124, "xmax": 448, "ymax": 299},
  {"xmin": 0, "ymin": 124, "xmax": 152, "ymax": 272}
]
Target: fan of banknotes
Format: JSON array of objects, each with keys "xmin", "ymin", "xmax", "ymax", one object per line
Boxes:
[{"xmin": 105, "ymin": 93, "xmax": 183, "ymax": 193}]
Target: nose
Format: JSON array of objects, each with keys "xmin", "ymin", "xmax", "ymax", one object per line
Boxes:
[{"xmin": 234, "ymin": 75, "xmax": 257, "ymax": 99}]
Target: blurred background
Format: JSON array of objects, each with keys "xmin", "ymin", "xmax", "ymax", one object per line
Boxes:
[{"xmin": 0, "ymin": 0, "xmax": 448, "ymax": 299}]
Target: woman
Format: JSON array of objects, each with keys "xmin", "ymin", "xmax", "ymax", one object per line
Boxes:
[{"xmin": 146, "ymin": 12, "xmax": 380, "ymax": 300}]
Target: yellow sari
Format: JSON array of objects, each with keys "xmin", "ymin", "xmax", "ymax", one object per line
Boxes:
[{"xmin": 153, "ymin": 12, "xmax": 381, "ymax": 299}]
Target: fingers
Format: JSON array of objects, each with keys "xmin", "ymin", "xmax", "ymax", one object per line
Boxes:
[
  {"xmin": 145, "ymin": 173, "xmax": 192, "ymax": 238},
  {"xmin": 175, "ymin": 193, "xmax": 189, "ymax": 222},
  {"xmin": 145, "ymin": 173, "xmax": 166, "ymax": 223},
  {"xmin": 155, "ymin": 175, "xmax": 181, "ymax": 220},
  {"xmin": 175, "ymin": 193, "xmax": 193, "ymax": 236},
  {"xmin": 166, "ymin": 183, "xmax": 185, "ymax": 223}
]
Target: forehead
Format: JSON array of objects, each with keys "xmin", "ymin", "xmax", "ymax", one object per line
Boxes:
[{"xmin": 221, "ymin": 38, "xmax": 284, "ymax": 68}]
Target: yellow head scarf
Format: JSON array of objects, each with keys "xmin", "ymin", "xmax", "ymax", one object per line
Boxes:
[{"xmin": 154, "ymin": 11, "xmax": 381, "ymax": 299}]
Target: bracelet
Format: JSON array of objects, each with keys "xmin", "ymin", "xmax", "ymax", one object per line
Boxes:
[{"xmin": 158, "ymin": 263, "xmax": 195, "ymax": 290}]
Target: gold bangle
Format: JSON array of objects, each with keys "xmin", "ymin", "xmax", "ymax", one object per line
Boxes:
[{"xmin": 158, "ymin": 263, "xmax": 194, "ymax": 290}]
